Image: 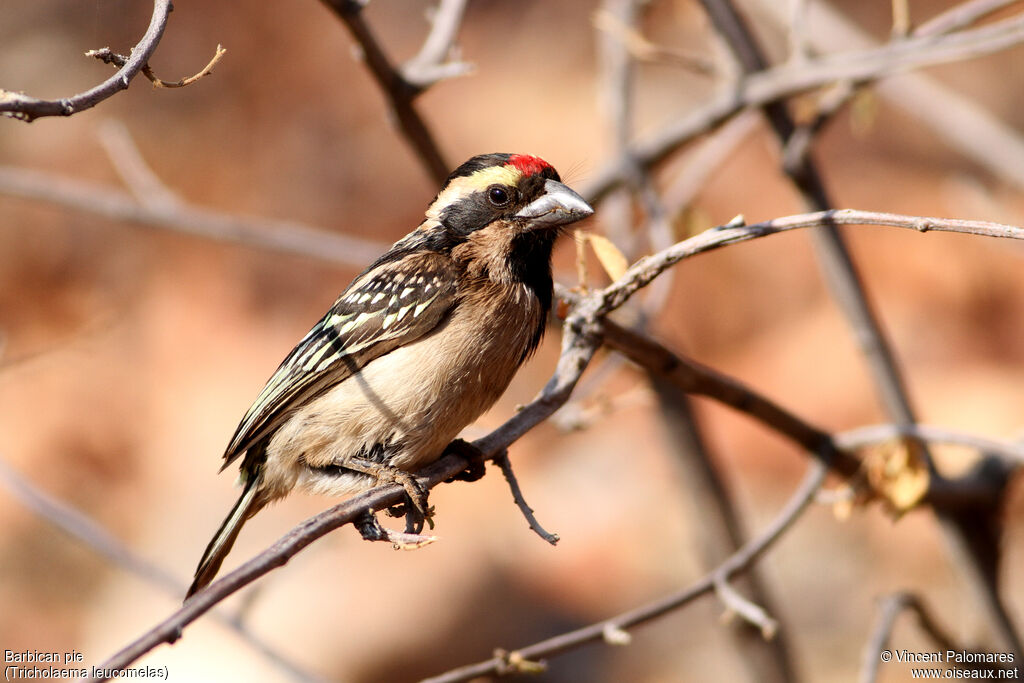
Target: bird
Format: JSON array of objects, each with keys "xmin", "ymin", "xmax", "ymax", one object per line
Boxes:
[{"xmin": 186, "ymin": 153, "xmax": 593, "ymax": 598}]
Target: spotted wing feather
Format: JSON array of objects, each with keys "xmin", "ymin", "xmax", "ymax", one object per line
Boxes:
[{"xmin": 222, "ymin": 252, "xmax": 459, "ymax": 468}]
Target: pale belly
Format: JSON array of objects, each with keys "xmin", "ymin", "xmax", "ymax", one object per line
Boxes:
[{"xmin": 259, "ymin": 284, "xmax": 541, "ymax": 501}]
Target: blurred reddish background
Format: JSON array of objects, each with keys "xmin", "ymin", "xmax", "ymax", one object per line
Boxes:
[{"xmin": 1, "ymin": 1, "xmax": 1023, "ymax": 681}]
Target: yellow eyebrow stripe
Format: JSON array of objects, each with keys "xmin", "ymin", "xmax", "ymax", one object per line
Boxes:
[
  {"xmin": 426, "ymin": 165, "xmax": 522, "ymax": 220},
  {"xmin": 463, "ymin": 165, "xmax": 520, "ymax": 190}
]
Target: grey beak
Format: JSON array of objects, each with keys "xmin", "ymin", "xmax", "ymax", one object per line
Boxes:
[{"xmin": 515, "ymin": 179, "xmax": 594, "ymax": 228}]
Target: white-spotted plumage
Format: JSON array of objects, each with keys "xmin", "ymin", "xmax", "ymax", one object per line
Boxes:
[{"xmin": 187, "ymin": 152, "xmax": 594, "ymax": 599}]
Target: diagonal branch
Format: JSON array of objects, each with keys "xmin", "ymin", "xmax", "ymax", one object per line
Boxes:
[
  {"xmin": 401, "ymin": 0, "xmax": 473, "ymax": 89},
  {"xmin": 579, "ymin": 9, "xmax": 1024, "ymax": 203},
  {"xmin": 81, "ymin": 317, "xmax": 600, "ymax": 681},
  {"xmin": 0, "ymin": 164, "xmax": 385, "ymax": 267},
  {"xmin": 0, "ymin": 0, "xmax": 172, "ymax": 121},
  {"xmin": 319, "ymin": 0, "xmax": 450, "ymax": 184},
  {"xmin": 421, "ymin": 460, "xmax": 829, "ymax": 683}
]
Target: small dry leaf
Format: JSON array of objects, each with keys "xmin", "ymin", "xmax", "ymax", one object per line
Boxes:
[
  {"xmin": 850, "ymin": 89, "xmax": 880, "ymax": 138},
  {"xmin": 573, "ymin": 229, "xmax": 589, "ymax": 290},
  {"xmin": 588, "ymin": 234, "xmax": 630, "ymax": 281},
  {"xmin": 675, "ymin": 205, "xmax": 713, "ymax": 240},
  {"xmin": 863, "ymin": 438, "xmax": 930, "ymax": 515}
]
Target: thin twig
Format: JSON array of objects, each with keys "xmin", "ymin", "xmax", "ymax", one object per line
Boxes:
[
  {"xmin": 859, "ymin": 592, "xmax": 1015, "ymax": 683},
  {"xmin": 421, "ymin": 460, "xmax": 828, "ymax": 683},
  {"xmin": 97, "ymin": 120, "xmax": 179, "ymax": 208},
  {"xmin": 597, "ymin": 209, "xmax": 1024, "ymax": 315},
  {"xmin": 593, "ymin": 8, "xmax": 717, "ymax": 74},
  {"xmin": 916, "ymin": 0, "xmax": 1021, "ymax": 36},
  {"xmin": 493, "ymin": 453, "xmax": 559, "ymax": 545},
  {"xmin": 0, "ymin": 0, "xmax": 171, "ymax": 121},
  {"xmin": 714, "ymin": 576, "xmax": 779, "ymax": 640},
  {"xmin": 579, "ymin": 10, "xmax": 1024, "ymax": 203},
  {"xmin": 88, "ymin": 44, "xmax": 226, "ymax": 89},
  {"xmin": 401, "ymin": 0, "xmax": 473, "ymax": 89}
]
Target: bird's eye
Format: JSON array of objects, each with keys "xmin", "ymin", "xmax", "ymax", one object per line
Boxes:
[{"xmin": 487, "ymin": 185, "xmax": 512, "ymax": 207}]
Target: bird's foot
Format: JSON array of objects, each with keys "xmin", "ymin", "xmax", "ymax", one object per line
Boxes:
[
  {"xmin": 444, "ymin": 438, "xmax": 487, "ymax": 483},
  {"xmin": 346, "ymin": 457, "xmax": 434, "ymax": 532}
]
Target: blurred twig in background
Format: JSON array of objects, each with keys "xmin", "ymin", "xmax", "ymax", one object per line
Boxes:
[
  {"xmin": 3, "ymin": 1, "xmax": 1024, "ymax": 681},
  {"xmin": 0, "ymin": 0, "xmax": 172, "ymax": 121}
]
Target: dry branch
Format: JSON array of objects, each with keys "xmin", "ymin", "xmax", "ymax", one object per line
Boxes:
[
  {"xmin": 580, "ymin": 9, "xmax": 1024, "ymax": 203},
  {"xmin": 0, "ymin": 0, "xmax": 171, "ymax": 121},
  {"xmin": 89, "ymin": 44, "xmax": 227, "ymax": 89},
  {"xmin": 422, "ymin": 460, "xmax": 829, "ymax": 682},
  {"xmin": 0, "ymin": 165, "xmax": 384, "ymax": 267},
  {"xmin": 319, "ymin": 0, "xmax": 453, "ymax": 184}
]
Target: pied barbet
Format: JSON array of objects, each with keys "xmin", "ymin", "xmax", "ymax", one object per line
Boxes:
[{"xmin": 187, "ymin": 153, "xmax": 593, "ymax": 597}]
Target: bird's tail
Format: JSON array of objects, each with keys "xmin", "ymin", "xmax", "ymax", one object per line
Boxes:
[{"xmin": 186, "ymin": 474, "xmax": 261, "ymax": 600}]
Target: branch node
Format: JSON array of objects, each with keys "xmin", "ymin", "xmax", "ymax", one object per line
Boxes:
[
  {"xmin": 714, "ymin": 575, "xmax": 780, "ymax": 640},
  {"xmin": 601, "ymin": 623, "xmax": 632, "ymax": 646}
]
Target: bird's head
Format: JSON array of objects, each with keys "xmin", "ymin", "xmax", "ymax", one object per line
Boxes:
[
  {"xmin": 399, "ymin": 153, "xmax": 593, "ymax": 291},
  {"xmin": 426, "ymin": 153, "xmax": 593, "ymax": 234}
]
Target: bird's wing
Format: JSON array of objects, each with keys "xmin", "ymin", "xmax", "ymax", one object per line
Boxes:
[{"xmin": 222, "ymin": 251, "xmax": 459, "ymax": 468}]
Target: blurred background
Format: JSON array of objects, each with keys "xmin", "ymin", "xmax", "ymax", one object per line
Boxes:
[{"xmin": 1, "ymin": 0, "xmax": 1023, "ymax": 681}]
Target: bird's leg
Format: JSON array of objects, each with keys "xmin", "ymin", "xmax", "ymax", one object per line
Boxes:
[
  {"xmin": 355, "ymin": 509, "xmax": 388, "ymax": 542},
  {"xmin": 344, "ymin": 456, "xmax": 434, "ymax": 532},
  {"xmin": 444, "ymin": 438, "xmax": 488, "ymax": 483}
]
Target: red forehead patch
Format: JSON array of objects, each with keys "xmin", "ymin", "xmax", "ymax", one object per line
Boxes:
[{"xmin": 507, "ymin": 154, "xmax": 552, "ymax": 177}]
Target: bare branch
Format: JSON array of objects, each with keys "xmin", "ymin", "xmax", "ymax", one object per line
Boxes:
[
  {"xmin": 714, "ymin": 576, "xmax": 779, "ymax": 640},
  {"xmin": 580, "ymin": 10, "xmax": 1024, "ymax": 203},
  {"xmin": 753, "ymin": 0, "xmax": 1024, "ymax": 196},
  {"xmin": 0, "ymin": 0, "xmax": 171, "ymax": 121},
  {"xmin": 592, "ymin": 9, "xmax": 717, "ymax": 74},
  {"xmin": 401, "ymin": 0, "xmax": 473, "ymax": 89},
  {"xmin": 916, "ymin": 0, "xmax": 1022, "ymax": 36},
  {"xmin": 860, "ymin": 592, "xmax": 1015, "ymax": 683},
  {"xmin": 421, "ymin": 461, "xmax": 828, "ymax": 683},
  {"xmin": 0, "ymin": 457, "xmax": 326, "ymax": 682},
  {"xmin": 319, "ymin": 0, "xmax": 449, "ymax": 184},
  {"xmin": 597, "ymin": 209, "xmax": 1024, "ymax": 316},
  {"xmin": 0, "ymin": 165, "xmax": 386, "ymax": 267},
  {"xmin": 97, "ymin": 120, "xmax": 179, "ymax": 207}
]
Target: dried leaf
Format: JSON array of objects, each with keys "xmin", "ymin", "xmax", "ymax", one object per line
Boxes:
[
  {"xmin": 573, "ymin": 229, "xmax": 589, "ymax": 290},
  {"xmin": 588, "ymin": 234, "xmax": 629, "ymax": 281},
  {"xmin": 863, "ymin": 438, "xmax": 930, "ymax": 515}
]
